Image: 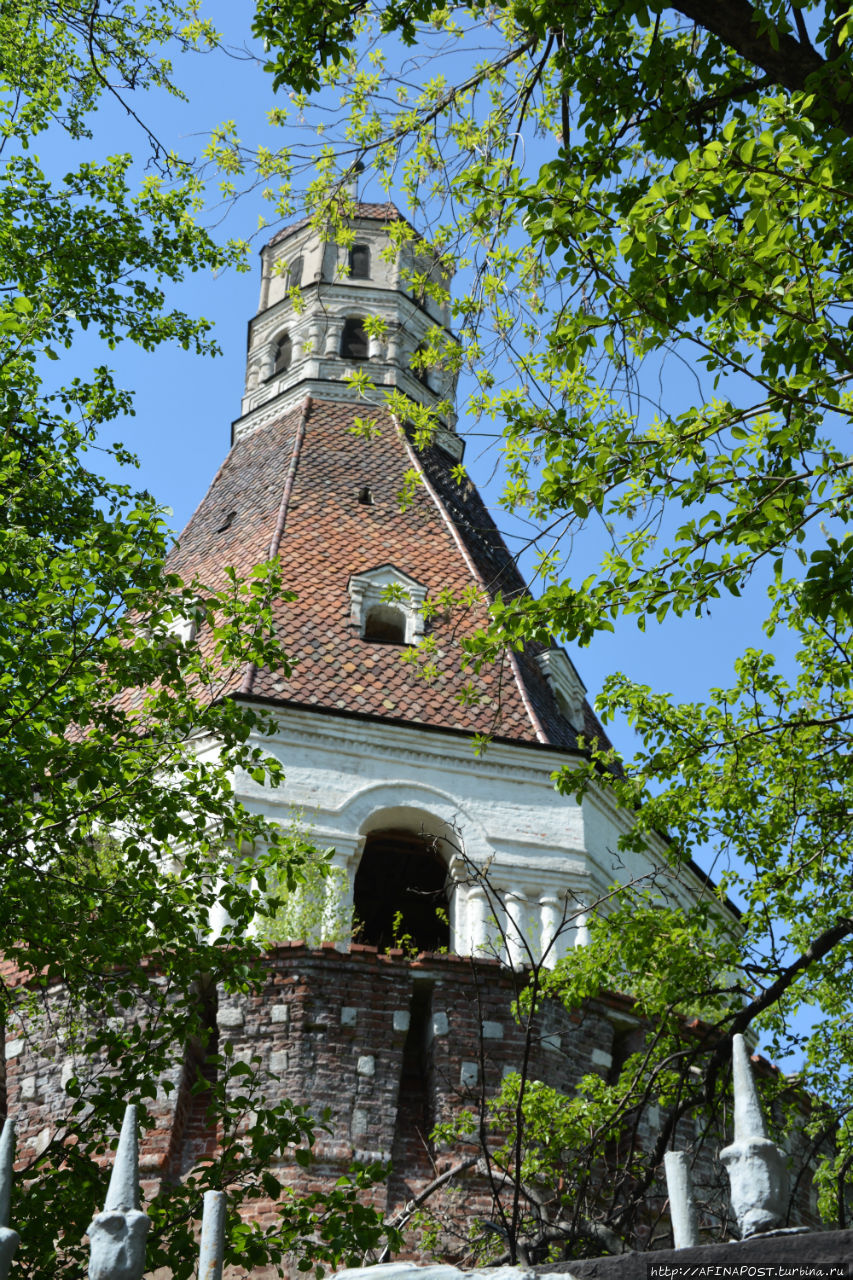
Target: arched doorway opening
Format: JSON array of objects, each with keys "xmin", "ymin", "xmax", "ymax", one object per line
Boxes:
[{"xmin": 353, "ymin": 828, "xmax": 450, "ymax": 953}]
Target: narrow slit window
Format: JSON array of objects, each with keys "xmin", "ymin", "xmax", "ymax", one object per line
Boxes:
[{"xmin": 341, "ymin": 317, "xmax": 369, "ymax": 361}]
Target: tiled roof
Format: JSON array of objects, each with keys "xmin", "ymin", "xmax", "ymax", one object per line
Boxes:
[
  {"xmin": 167, "ymin": 396, "xmax": 611, "ymax": 753},
  {"xmin": 265, "ymin": 203, "xmax": 404, "ymax": 250}
]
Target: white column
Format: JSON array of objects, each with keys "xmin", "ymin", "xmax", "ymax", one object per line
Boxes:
[
  {"xmin": 259, "ymin": 257, "xmax": 272, "ymax": 312},
  {"xmin": 503, "ymin": 889, "xmax": 528, "ymax": 970},
  {"xmin": 539, "ymin": 893, "xmax": 564, "ymax": 968},
  {"xmin": 447, "ymin": 875, "xmax": 463, "ymax": 956},
  {"xmin": 322, "ymin": 850, "xmax": 355, "ymax": 948},
  {"xmin": 307, "ymin": 315, "xmax": 324, "ymax": 367},
  {"xmin": 466, "ymin": 884, "xmax": 491, "ymax": 957},
  {"xmin": 386, "ymin": 332, "xmax": 399, "ymax": 366},
  {"xmin": 573, "ymin": 906, "xmax": 590, "ymax": 947},
  {"xmin": 324, "ymin": 317, "xmax": 343, "ymax": 357},
  {"xmin": 259, "ymin": 342, "xmax": 276, "ymax": 380},
  {"xmin": 208, "ymin": 877, "xmax": 233, "ymax": 941},
  {"xmin": 245, "ymin": 354, "xmax": 263, "ymax": 392}
]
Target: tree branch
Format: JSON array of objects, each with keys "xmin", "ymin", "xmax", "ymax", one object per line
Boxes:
[
  {"xmin": 376, "ymin": 1155, "xmax": 479, "ymax": 1261},
  {"xmin": 705, "ymin": 914, "xmax": 853, "ymax": 1102},
  {"xmin": 670, "ymin": 0, "xmax": 853, "ymax": 133}
]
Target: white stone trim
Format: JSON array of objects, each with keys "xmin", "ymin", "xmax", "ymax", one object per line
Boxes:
[
  {"xmin": 535, "ymin": 648, "xmax": 586, "ymax": 729},
  {"xmin": 348, "ymin": 563, "xmax": 428, "ymax": 644}
]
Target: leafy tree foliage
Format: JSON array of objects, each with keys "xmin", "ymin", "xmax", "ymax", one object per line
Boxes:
[
  {"xmin": 247, "ymin": 0, "xmax": 853, "ymax": 1242},
  {"xmin": 0, "ymin": 3, "xmax": 390, "ymax": 1275}
]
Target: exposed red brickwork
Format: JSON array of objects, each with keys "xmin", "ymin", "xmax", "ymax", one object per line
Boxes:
[
  {"xmin": 167, "ymin": 397, "xmax": 608, "ymax": 751},
  {"xmin": 1, "ymin": 947, "xmax": 825, "ymax": 1262}
]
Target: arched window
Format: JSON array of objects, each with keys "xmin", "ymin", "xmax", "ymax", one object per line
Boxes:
[
  {"xmin": 353, "ymin": 830, "xmax": 450, "ymax": 953},
  {"xmin": 364, "ymin": 604, "xmax": 406, "ymax": 644},
  {"xmin": 287, "ymin": 256, "xmax": 303, "ymax": 289},
  {"xmin": 340, "ymin": 317, "xmax": 369, "ymax": 361},
  {"xmin": 349, "ymin": 243, "xmax": 370, "ymax": 279},
  {"xmin": 272, "ymin": 333, "xmax": 292, "ymax": 375},
  {"xmin": 348, "ymin": 564, "xmax": 427, "ymax": 644}
]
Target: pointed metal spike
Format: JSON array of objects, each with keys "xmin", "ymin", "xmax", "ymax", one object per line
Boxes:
[
  {"xmin": 732, "ymin": 1034, "xmax": 767, "ymax": 1142},
  {"xmin": 198, "ymin": 1191, "xmax": 226, "ymax": 1280},
  {"xmin": 0, "ymin": 1120, "xmax": 15, "ymax": 1230},
  {"xmin": 104, "ymin": 1105, "xmax": 140, "ymax": 1213}
]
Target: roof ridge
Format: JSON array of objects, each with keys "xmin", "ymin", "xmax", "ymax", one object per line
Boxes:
[
  {"xmin": 395, "ymin": 417, "xmax": 549, "ymax": 746},
  {"xmin": 239, "ymin": 396, "xmax": 312, "ymax": 697}
]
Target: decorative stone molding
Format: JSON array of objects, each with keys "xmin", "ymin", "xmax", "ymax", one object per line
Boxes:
[
  {"xmin": 348, "ymin": 563, "xmax": 428, "ymax": 644},
  {"xmin": 536, "ymin": 647, "xmax": 586, "ymax": 729}
]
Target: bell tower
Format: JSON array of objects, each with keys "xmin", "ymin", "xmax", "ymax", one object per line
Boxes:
[
  {"xmin": 240, "ymin": 202, "xmax": 462, "ymax": 451},
  {"xmin": 2, "ymin": 201, "xmax": 735, "ymax": 1258},
  {"xmin": 168, "ymin": 199, "xmax": 638, "ymax": 961}
]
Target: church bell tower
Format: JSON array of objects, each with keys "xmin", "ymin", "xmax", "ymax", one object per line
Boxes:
[
  {"xmin": 156, "ymin": 200, "xmax": 666, "ymax": 1223},
  {"xmin": 169, "ymin": 199, "xmax": 621, "ymax": 965},
  {"xmin": 3, "ymin": 201, "xmax": 727, "ymax": 1250}
]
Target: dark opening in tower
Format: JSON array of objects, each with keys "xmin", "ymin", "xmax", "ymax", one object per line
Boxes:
[
  {"xmin": 353, "ymin": 829, "xmax": 450, "ymax": 953},
  {"xmin": 272, "ymin": 332, "xmax": 292, "ymax": 374},
  {"xmin": 363, "ymin": 603, "xmax": 406, "ymax": 644},
  {"xmin": 341, "ymin": 317, "xmax": 369, "ymax": 360}
]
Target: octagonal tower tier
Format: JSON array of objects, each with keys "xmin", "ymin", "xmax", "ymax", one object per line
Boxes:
[{"xmin": 240, "ymin": 202, "xmax": 461, "ymax": 453}]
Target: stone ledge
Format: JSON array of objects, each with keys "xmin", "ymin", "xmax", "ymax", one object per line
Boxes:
[{"xmin": 534, "ymin": 1228, "xmax": 853, "ymax": 1278}]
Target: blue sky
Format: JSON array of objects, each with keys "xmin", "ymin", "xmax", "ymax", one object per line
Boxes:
[
  {"xmin": 49, "ymin": 2, "xmax": 789, "ymax": 736},
  {"xmin": 28, "ymin": 1, "xmax": 829, "ymax": 1069}
]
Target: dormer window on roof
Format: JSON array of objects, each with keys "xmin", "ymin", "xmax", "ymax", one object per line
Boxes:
[
  {"xmin": 364, "ymin": 604, "xmax": 407, "ymax": 644},
  {"xmin": 349, "ymin": 244, "xmax": 370, "ymax": 279},
  {"xmin": 341, "ymin": 317, "xmax": 369, "ymax": 361},
  {"xmin": 348, "ymin": 564, "xmax": 428, "ymax": 645},
  {"xmin": 536, "ymin": 649, "xmax": 586, "ymax": 731}
]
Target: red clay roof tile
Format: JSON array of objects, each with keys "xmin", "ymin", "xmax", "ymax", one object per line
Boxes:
[{"xmin": 167, "ymin": 396, "xmax": 610, "ymax": 754}]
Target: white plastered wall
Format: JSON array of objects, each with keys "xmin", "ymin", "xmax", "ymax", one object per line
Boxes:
[{"xmin": 223, "ymin": 706, "xmax": 680, "ymax": 967}]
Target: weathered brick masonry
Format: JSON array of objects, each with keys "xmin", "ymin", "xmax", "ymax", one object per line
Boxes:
[
  {"xmin": 1, "ymin": 947, "xmax": 618, "ymax": 1246},
  {"xmin": 1, "ymin": 945, "xmax": 824, "ymax": 1261}
]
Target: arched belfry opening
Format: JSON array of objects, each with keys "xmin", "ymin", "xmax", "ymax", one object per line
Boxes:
[{"xmin": 353, "ymin": 828, "xmax": 451, "ymax": 954}]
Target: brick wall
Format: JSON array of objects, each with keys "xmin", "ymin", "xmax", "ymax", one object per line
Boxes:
[{"xmin": 0, "ymin": 946, "xmax": 828, "ymax": 1264}]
